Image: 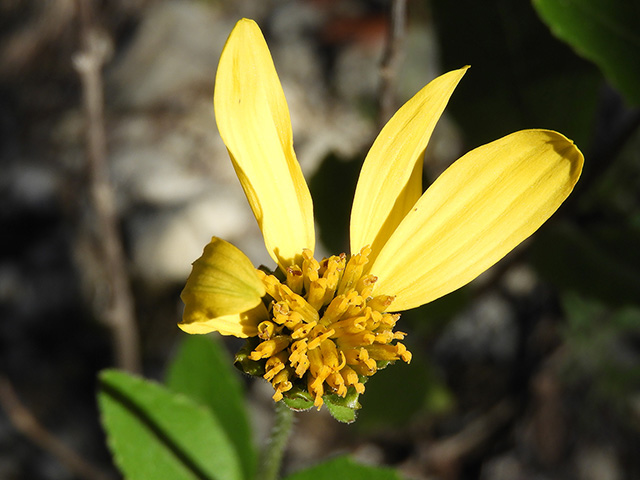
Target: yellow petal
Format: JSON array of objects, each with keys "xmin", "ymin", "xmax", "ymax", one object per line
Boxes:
[
  {"xmin": 180, "ymin": 237, "xmax": 265, "ymax": 322},
  {"xmin": 214, "ymin": 19, "xmax": 314, "ymax": 269},
  {"xmin": 179, "ymin": 303, "xmax": 268, "ymax": 337},
  {"xmin": 371, "ymin": 130, "xmax": 584, "ymax": 311},
  {"xmin": 350, "ymin": 67, "xmax": 468, "ymax": 262}
]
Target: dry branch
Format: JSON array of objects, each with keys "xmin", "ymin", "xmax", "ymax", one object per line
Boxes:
[
  {"xmin": 0, "ymin": 375, "xmax": 114, "ymax": 480},
  {"xmin": 73, "ymin": 0, "xmax": 141, "ymax": 374},
  {"xmin": 378, "ymin": 0, "xmax": 408, "ymax": 127}
]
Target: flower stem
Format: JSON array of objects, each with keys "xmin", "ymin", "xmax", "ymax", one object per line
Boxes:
[{"xmin": 260, "ymin": 402, "xmax": 295, "ymax": 480}]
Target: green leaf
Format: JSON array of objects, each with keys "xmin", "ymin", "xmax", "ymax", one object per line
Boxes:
[
  {"xmin": 533, "ymin": 0, "xmax": 640, "ymax": 106},
  {"xmin": 98, "ymin": 369, "xmax": 243, "ymax": 480},
  {"xmin": 283, "ymin": 456, "xmax": 404, "ymax": 480},
  {"xmin": 166, "ymin": 335, "xmax": 256, "ymax": 480}
]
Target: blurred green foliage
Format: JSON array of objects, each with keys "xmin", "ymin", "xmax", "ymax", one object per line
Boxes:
[
  {"xmin": 561, "ymin": 294, "xmax": 640, "ymax": 422},
  {"xmin": 531, "ymin": 221, "xmax": 640, "ymax": 307},
  {"xmin": 533, "ymin": 0, "xmax": 640, "ymax": 106},
  {"xmin": 309, "ymin": 153, "xmax": 362, "ymax": 254},
  {"xmin": 282, "ymin": 456, "xmax": 404, "ymax": 480},
  {"xmin": 430, "ymin": 0, "xmax": 601, "ymax": 148},
  {"xmin": 356, "ymin": 351, "xmax": 453, "ymax": 431}
]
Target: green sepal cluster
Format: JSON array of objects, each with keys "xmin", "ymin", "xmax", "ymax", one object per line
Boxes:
[
  {"xmin": 280, "ymin": 383, "xmax": 367, "ymax": 424},
  {"xmin": 234, "ymin": 337, "xmax": 266, "ymax": 377},
  {"xmin": 282, "ymin": 387, "xmax": 315, "ymax": 411}
]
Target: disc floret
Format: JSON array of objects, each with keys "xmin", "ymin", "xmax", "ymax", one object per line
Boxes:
[{"xmin": 245, "ymin": 246, "xmax": 412, "ymax": 408}]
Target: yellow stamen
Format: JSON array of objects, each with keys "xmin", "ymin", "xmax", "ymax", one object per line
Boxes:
[
  {"xmin": 367, "ymin": 295, "xmax": 395, "ymax": 312},
  {"xmin": 320, "ymin": 254, "xmax": 345, "ymax": 304},
  {"xmin": 279, "ymin": 284, "xmax": 319, "ymax": 323},
  {"xmin": 249, "ymin": 335, "xmax": 290, "ymax": 360},
  {"xmin": 272, "ymin": 368, "xmax": 293, "ymax": 401},
  {"xmin": 264, "ymin": 352, "xmax": 288, "ymax": 381},
  {"xmin": 355, "ymin": 274, "xmax": 377, "ymax": 299},
  {"xmin": 307, "ymin": 327, "xmax": 335, "ymax": 350},
  {"xmin": 340, "ymin": 365, "xmax": 365, "ymax": 394},
  {"xmin": 320, "ymin": 295, "xmax": 350, "ymax": 325},
  {"xmin": 257, "ymin": 320, "xmax": 276, "ymax": 340},
  {"xmin": 343, "ymin": 347, "xmax": 377, "ymax": 372},
  {"xmin": 291, "ymin": 321, "xmax": 317, "ymax": 339},
  {"xmin": 302, "ymin": 249, "xmax": 320, "ymax": 294},
  {"xmin": 307, "ymin": 278, "xmax": 327, "ymax": 311},
  {"xmin": 336, "ymin": 331, "xmax": 376, "ymax": 348},
  {"xmin": 331, "ymin": 316, "xmax": 368, "ymax": 335},
  {"xmin": 337, "ymin": 245, "xmax": 371, "ymax": 295},
  {"xmin": 326, "ymin": 372, "xmax": 347, "ymax": 397},
  {"xmin": 289, "ymin": 340, "xmax": 310, "ymax": 377},
  {"xmin": 260, "ymin": 273, "xmax": 282, "ymax": 301}
]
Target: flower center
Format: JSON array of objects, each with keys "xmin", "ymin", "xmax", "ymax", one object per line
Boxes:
[{"xmin": 247, "ymin": 246, "xmax": 411, "ymax": 408}]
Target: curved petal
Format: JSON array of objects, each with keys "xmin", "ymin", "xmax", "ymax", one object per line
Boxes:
[
  {"xmin": 180, "ymin": 237, "xmax": 265, "ymax": 321},
  {"xmin": 371, "ymin": 130, "xmax": 584, "ymax": 311},
  {"xmin": 179, "ymin": 303, "xmax": 268, "ymax": 337},
  {"xmin": 214, "ymin": 19, "xmax": 314, "ymax": 269},
  {"xmin": 350, "ymin": 67, "xmax": 468, "ymax": 263}
]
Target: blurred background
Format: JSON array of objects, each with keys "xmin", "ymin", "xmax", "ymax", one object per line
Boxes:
[{"xmin": 1, "ymin": 0, "xmax": 639, "ymax": 479}]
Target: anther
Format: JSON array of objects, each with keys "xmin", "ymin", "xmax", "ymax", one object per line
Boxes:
[
  {"xmin": 286, "ymin": 265, "xmax": 304, "ymax": 294},
  {"xmin": 257, "ymin": 320, "xmax": 276, "ymax": 340}
]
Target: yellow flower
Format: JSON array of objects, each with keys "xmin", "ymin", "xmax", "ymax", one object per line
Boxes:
[{"xmin": 179, "ymin": 19, "xmax": 583, "ymax": 409}]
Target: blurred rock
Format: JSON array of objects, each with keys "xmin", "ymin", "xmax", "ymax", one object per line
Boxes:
[
  {"xmin": 106, "ymin": 1, "xmax": 230, "ymax": 109},
  {"xmin": 502, "ymin": 264, "xmax": 539, "ymax": 298},
  {"xmin": 435, "ymin": 294, "xmax": 518, "ymax": 363},
  {"xmin": 128, "ymin": 192, "xmax": 267, "ymax": 284},
  {"xmin": 574, "ymin": 444, "xmax": 621, "ymax": 480},
  {"xmin": 481, "ymin": 454, "xmax": 530, "ymax": 480}
]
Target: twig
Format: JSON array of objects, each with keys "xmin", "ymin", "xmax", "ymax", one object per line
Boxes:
[
  {"xmin": 425, "ymin": 399, "xmax": 515, "ymax": 479},
  {"xmin": 0, "ymin": 375, "xmax": 114, "ymax": 480},
  {"xmin": 72, "ymin": 0, "xmax": 141, "ymax": 374},
  {"xmin": 378, "ymin": 0, "xmax": 408, "ymax": 127}
]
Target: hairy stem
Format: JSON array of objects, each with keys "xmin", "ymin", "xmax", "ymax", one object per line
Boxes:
[{"xmin": 260, "ymin": 402, "xmax": 295, "ymax": 480}]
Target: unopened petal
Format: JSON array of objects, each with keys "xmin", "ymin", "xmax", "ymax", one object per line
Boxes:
[
  {"xmin": 350, "ymin": 67, "xmax": 468, "ymax": 263},
  {"xmin": 214, "ymin": 19, "xmax": 314, "ymax": 269},
  {"xmin": 179, "ymin": 303, "xmax": 268, "ymax": 337},
  {"xmin": 371, "ymin": 130, "xmax": 584, "ymax": 311},
  {"xmin": 180, "ymin": 237, "xmax": 265, "ymax": 322}
]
